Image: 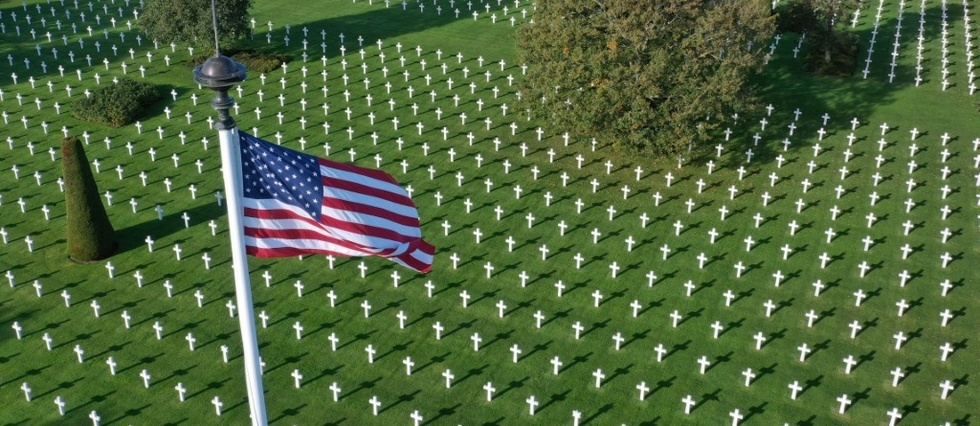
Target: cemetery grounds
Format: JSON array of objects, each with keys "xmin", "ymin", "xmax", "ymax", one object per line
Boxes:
[{"xmin": 0, "ymin": 0, "xmax": 976, "ymax": 424}]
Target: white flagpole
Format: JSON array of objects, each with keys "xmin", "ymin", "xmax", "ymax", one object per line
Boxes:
[
  {"xmin": 217, "ymin": 125, "xmax": 268, "ymax": 426},
  {"xmin": 193, "ymin": 1, "xmax": 268, "ymax": 423}
]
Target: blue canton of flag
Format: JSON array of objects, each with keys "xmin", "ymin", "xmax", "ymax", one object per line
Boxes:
[{"xmin": 241, "ymin": 136, "xmax": 323, "ymax": 219}]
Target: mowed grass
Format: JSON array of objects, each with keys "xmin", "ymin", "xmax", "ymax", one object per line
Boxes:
[{"xmin": 0, "ymin": 0, "xmax": 976, "ymax": 424}]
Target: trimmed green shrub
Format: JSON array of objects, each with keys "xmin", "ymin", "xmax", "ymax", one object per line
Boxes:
[
  {"xmin": 62, "ymin": 136, "xmax": 118, "ymax": 262},
  {"xmin": 70, "ymin": 78, "xmax": 162, "ymax": 127},
  {"xmin": 188, "ymin": 48, "xmax": 287, "ymax": 73}
]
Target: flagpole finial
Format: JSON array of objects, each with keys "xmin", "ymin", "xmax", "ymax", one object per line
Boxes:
[{"xmin": 193, "ymin": 54, "xmax": 246, "ymax": 130}]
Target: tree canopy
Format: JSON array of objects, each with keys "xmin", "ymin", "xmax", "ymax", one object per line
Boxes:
[
  {"xmin": 779, "ymin": 0, "xmax": 861, "ymax": 75},
  {"xmin": 516, "ymin": 0, "xmax": 776, "ymax": 158},
  {"xmin": 139, "ymin": 0, "xmax": 253, "ymax": 50}
]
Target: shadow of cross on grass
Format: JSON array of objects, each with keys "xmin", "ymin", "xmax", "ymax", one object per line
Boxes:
[
  {"xmin": 198, "ymin": 333, "xmax": 231, "ymax": 351},
  {"xmin": 762, "ymin": 329, "xmax": 788, "ymax": 348},
  {"xmin": 309, "ymin": 319, "xmax": 342, "ymax": 337},
  {"xmin": 68, "ymin": 390, "xmax": 117, "ymax": 416},
  {"xmin": 335, "ymin": 330, "xmax": 376, "ymax": 351},
  {"xmin": 336, "ymin": 290, "xmax": 371, "ymax": 307},
  {"xmin": 676, "ymin": 309, "xmax": 703, "ymax": 327},
  {"xmin": 495, "ymin": 375, "xmax": 531, "ymax": 400},
  {"xmin": 372, "ymin": 298, "xmax": 406, "ymax": 317},
  {"xmin": 740, "ymin": 402, "xmax": 768, "ymax": 424},
  {"xmin": 90, "ymin": 342, "xmax": 132, "ymax": 360},
  {"xmin": 692, "ymin": 388, "xmax": 722, "ymax": 413},
  {"xmin": 114, "ymin": 353, "xmax": 165, "ymax": 376},
  {"xmin": 800, "ymin": 375, "xmax": 824, "ymax": 398},
  {"xmin": 704, "ymin": 351, "xmax": 735, "ymax": 373},
  {"xmin": 453, "ymin": 364, "xmax": 490, "ymax": 387},
  {"xmin": 33, "ymin": 377, "xmax": 85, "ymax": 400},
  {"xmin": 771, "ymin": 298, "xmax": 794, "ymax": 317},
  {"xmin": 114, "ymin": 202, "xmax": 223, "ymax": 255},
  {"xmin": 505, "ymin": 298, "xmax": 536, "ymax": 317},
  {"xmin": 375, "ymin": 340, "xmax": 413, "ymax": 362},
  {"xmin": 469, "ymin": 289, "xmax": 499, "ymax": 307},
  {"xmin": 19, "ymin": 318, "xmax": 67, "ymax": 340},
  {"xmin": 268, "ymin": 309, "xmax": 308, "ymax": 328},
  {"xmin": 650, "ymin": 376, "xmax": 676, "ymax": 398},
  {"xmin": 562, "ymin": 351, "xmax": 593, "ymax": 373},
  {"xmin": 718, "ymin": 318, "xmax": 745, "ymax": 338},
  {"xmin": 58, "ymin": 330, "xmax": 102, "ymax": 349},
  {"xmin": 74, "ymin": 288, "xmax": 115, "ymax": 306},
  {"xmin": 581, "ymin": 403, "xmax": 615, "ymax": 425},
  {"xmin": 754, "ymin": 363, "xmax": 779, "ymax": 385},
  {"xmin": 603, "ymin": 363, "xmax": 635, "ymax": 387},
  {"xmin": 376, "ymin": 390, "xmax": 422, "ymax": 415},
  {"xmin": 442, "ymin": 320, "xmax": 475, "ymax": 339},
  {"xmin": 534, "ymin": 388, "xmax": 570, "ymax": 414},
  {"xmin": 541, "ymin": 309, "xmax": 572, "ymax": 327},
  {"xmin": 523, "ymin": 340, "xmax": 553, "ymax": 361},
  {"xmin": 165, "ymin": 320, "xmax": 205, "ymax": 338},
  {"xmin": 305, "ymin": 363, "xmax": 345, "ymax": 387},
  {"xmin": 185, "ymin": 378, "xmax": 231, "ymax": 400},
  {"xmin": 663, "ymin": 340, "xmax": 692, "ymax": 362},
  {"xmin": 269, "ymin": 403, "xmax": 309, "ymax": 424},
  {"xmin": 341, "ymin": 376, "xmax": 384, "ymax": 400},
  {"xmin": 851, "ymin": 387, "xmax": 873, "ymax": 406},
  {"xmin": 725, "ymin": 286, "xmax": 751, "ymax": 303},
  {"xmin": 266, "ymin": 353, "xmax": 309, "ymax": 376},
  {"xmin": 131, "ymin": 309, "xmax": 176, "ymax": 329},
  {"xmin": 808, "ymin": 340, "xmax": 833, "ymax": 359},
  {"xmin": 580, "ymin": 319, "xmax": 610, "ymax": 339},
  {"xmin": 855, "ymin": 350, "xmax": 877, "ymax": 370},
  {"xmin": 414, "ymin": 352, "xmax": 451, "ymax": 375},
  {"xmin": 405, "ymin": 309, "xmax": 441, "ymax": 327},
  {"xmin": 155, "ymin": 364, "xmax": 198, "ymax": 385},
  {"xmin": 422, "ymin": 403, "xmax": 462, "ymax": 426},
  {"xmin": 621, "ymin": 329, "xmax": 651, "ymax": 350},
  {"xmin": 103, "ymin": 403, "xmax": 154, "ymax": 426}
]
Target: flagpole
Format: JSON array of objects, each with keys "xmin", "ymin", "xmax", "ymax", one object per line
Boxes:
[{"xmin": 193, "ymin": 9, "xmax": 268, "ymax": 425}]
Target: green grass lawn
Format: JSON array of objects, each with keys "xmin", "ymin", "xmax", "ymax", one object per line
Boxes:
[{"xmin": 0, "ymin": 0, "xmax": 976, "ymax": 424}]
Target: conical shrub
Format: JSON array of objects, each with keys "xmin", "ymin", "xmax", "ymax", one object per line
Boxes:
[{"xmin": 62, "ymin": 136, "xmax": 117, "ymax": 262}]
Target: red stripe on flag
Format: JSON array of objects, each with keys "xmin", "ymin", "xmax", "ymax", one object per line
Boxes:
[
  {"xmin": 321, "ymin": 176, "xmax": 417, "ymax": 210},
  {"xmin": 246, "ymin": 206, "xmax": 415, "ymax": 247},
  {"xmin": 321, "ymin": 196, "xmax": 422, "ymax": 229}
]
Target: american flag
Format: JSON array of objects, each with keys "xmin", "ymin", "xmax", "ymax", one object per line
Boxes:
[{"xmin": 238, "ymin": 131, "xmax": 434, "ymax": 273}]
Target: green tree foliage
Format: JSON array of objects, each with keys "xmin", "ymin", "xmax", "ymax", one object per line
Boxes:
[
  {"xmin": 775, "ymin": 0, "xmax": 818, "ymax": 33},
  {"xmin": 71, "ymin": 78, "xmax": 162, "ymax": 127},
  {"xmin": 516, "ymin": 0, "xmax": 776, "ymax": 157},
  {"xmin": 778, "ymin": 0, "xmax": 860, "ymax": 75},
  {"xmin": 62, "ymin": 136, "xmax": 118, "ymax": 262},
  {"xmin": 139, "ymin": 0, "xmax": 253, "ymax": 50}
]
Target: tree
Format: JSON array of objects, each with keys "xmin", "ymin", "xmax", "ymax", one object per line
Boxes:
[
  {"xmin": 802, "ymin": 0, "xmax": 860, "ymax": 74},
  {"xmin": 63, "ymin": 136, "xmax": 117, "ymax": 262},
  {"xmin": 139, "ymin": 0, "xmax": 253, "ymax": 50},
  {"xmin": 516, "ymin": 0, "xmax": 776, "ymax": 157}
]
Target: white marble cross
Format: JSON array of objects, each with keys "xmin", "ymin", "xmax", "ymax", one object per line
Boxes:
[
  {"xmin": 140, "ymin": 369, "xmax": 151, "ymax": 388},
  {"xmin": 211, "ymin": 396, "xmax": 223, "ymax": 416}
]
